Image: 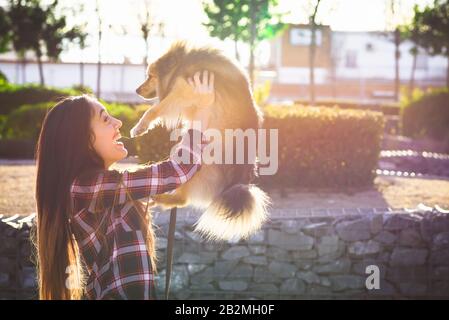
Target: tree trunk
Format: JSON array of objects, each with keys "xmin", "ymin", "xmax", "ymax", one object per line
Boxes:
[
  {"xmin": 21, "ymin": 58, "xmax": 26, "ymax": 84},
  {"xmin": 144, "ymin": 37, "xmax": 149, "ymax": 74},
  {"xmin": 248, "ymin": 0, "xmax": 256, "ymax": 90},
  {"xmin": 310, "ymin": 24, "xmax": 316, "ymax": 105},
  {"xmin": 36, "ymin": 54, "xmax": 44, "ymax": 86},
  {"xmin": 97, "ymin": 59, "xmax": 102, "ymax": 99},
  {"xmin": 97, "ymin": 29, "xmax": 101, "ymax": 99},
  {"xmin": 234, "ymin": 39, "xmax": 240, "ymax": 61},
  {"xmin": 96, "ymin": 0, "xmax": 102, "ymax": 99},
  {"xmin": 80, "ymin": 62, "xmax": 84, "ymax": 87},
  {"xmin": 447, "ymin": 55, "xmax": 449, "ymax": 89},
  {"xmin": 394, "ymin": 28, "xmax": 400, "ymax": 101},
  {"xmin": 332, "ymin": 65, "xmax": 337, "ymax": 99},
  {"xmin": 409, "ymin": 52, "xmax": 417, "ymax": 98},
  {"xmin": 309, "ymin": 0, "xmax": 321, "ymax": 106},
  {"xmin": 249, "ymin": 45, "xmax": 255, "ymax": 89}
]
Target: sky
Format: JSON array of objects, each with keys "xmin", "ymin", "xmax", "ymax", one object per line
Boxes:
[{"xmin": 1, "ymin": 0, "xmax": 436, "ymax": 64}]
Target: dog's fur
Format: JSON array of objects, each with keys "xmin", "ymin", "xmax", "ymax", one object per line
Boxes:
[{"xmin": 130, "ymin": 42, "xmax": 270, "ymax": 241}]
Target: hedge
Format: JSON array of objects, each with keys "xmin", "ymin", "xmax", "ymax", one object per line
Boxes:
[
  {"xmin": 294, "ymin": 99, "xmax": 399, "ymax": 116},
  {"xmin": 401, "ymin": 89, "xmax": 449, "ymax": 142},
  {"xmin": 0, "ymin": 70, "xmax": 7, "ymax": 84},
  {"xmin": 259, "ymin": 104, "xmax": 385, "ymax": 188},
  {"xmin": 0, "ymin": 82, "xmax": 88, "ymax": 115},
  {"xmin": 131, "ymin": 104, "xmax": 385, "ymax": 188},
  {"xmin": 0, "ymin": 100, "xmax": 143, "ymax": 158}
]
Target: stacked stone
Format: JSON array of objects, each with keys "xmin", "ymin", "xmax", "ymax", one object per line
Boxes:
[
  {"xmin": 0, "ymin": 215, "xmax": 37, "ymax": 299},
  {"xmin": 2, "ymin": 208, "xmax": 449, "ymax": 300},
  {"xmin": 153, "ymin": 208, "xmax": 449, "ymax": 300}
]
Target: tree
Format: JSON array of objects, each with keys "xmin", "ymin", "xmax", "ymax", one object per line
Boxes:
[
  {"xmin": 398, "ymin": 20, "xmax": 420, "ymax": 97},
  {"xmin": 307, "ymin": 0, "xmax": 322, "ymax": 105},
  {"xmin": 95, "ymin": 0, "xmax": 102, "ymax": 98},
  {"xmin": 203, "ymin": 0, "xmax": 247, "ymax": 61},
  {"xmin": 202, "ymin": 0, "xmax": 285, "ymax": 88},
  {"xmin": 383, "ymin": 0, "xmax": 406, "ymax": 101},
  {"xmin": 138, "ymin": 0, "xmax": 164, "ymax": 71},
  {"xmin": 410, "ymin": 0, "xmax": 449, "ymax": 88},
  {"xmin": 7, "ymin": 0, "xmax": 86, "ymax": 86},
  {"xmin": 67, "ymin": 25, "xmax": 88, "ymax": 86},
  {"xmin": 0, "ymin": 7, "xmax": 12, "ymax": 54},
  {"xmin": 0, "ymin": 7, "xmax": 12, "ymax": 81},
  {"xmin": 8, "ymin": 0, "xmax": 46, "ymax": 84}
]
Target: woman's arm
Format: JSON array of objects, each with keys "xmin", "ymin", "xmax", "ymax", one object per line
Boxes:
[{"xmin": 71, "ymin": 129, "xmax": 206, "ymax": 213}]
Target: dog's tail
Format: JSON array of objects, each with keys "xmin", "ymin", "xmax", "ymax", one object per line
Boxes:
[{"xmin": 193, "ymin": 184, "xmax": 270, "ymax": 241}]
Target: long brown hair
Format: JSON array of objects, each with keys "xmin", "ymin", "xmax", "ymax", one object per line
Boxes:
[{"xmin": 34, "ymin": 95, "xmax": 157, "ymax": 299}]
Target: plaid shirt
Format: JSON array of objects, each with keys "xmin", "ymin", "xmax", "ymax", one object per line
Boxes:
[{"xmin": 70, "ymin": 129, "xmax": 205, "ymax": 300}]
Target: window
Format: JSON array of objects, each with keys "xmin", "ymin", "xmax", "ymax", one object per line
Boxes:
[
  {"xmin": 290, "ymin": 28, "xmax": 322, "ymax": 46},
  {"xmin": 345, "ymin": 50, "xmax": 358, "ymax": 68}
]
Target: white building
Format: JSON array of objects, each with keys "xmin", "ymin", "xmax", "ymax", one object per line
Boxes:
[
  {"xmin": 266, "ymin": 24, "xmax": 447, "ymax": 101},
  {"xmin": 332, "ymin": 31, "xmax": 446, "ymax": 84},
  {"xmin": 1, "ymin": 24, "xmax": 447, "ymax": 102},
  {"xmin": 0, "ymin": 60, "xmax": 147, "ymax": 103}
]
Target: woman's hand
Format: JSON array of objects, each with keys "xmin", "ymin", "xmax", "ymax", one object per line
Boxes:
[
  {"xmin": 188, "ymin": 70, "xmax": 215, "ymax": 109},
  {"xmin": 187, "ymin": 70, "xmax": 214, "ymax": 131}
]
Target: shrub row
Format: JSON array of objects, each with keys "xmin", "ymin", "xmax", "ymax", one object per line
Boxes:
[
  {"xmin": 259, "ymin": 104, "xmax": 385, "ymax": 188},
  {"xmin": 0, "ymin": 82, "xmax": 90, "ymax": 115},
  {"xmin": 294, "ymin": 99, "xmax": 400, "ymax": 116},
  {"xmin": 0, "ymin": 98, "xmax": 147, "ymax": 158},
  {"xmin": 401, "ymin": 89, "xmax": 449, "ymax": 143},
  {"xmin": 127, "ymin": 105, "xmax": 385, "ymax": 188}
]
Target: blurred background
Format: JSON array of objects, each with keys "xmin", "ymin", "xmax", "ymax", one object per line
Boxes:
[{"xmin": 0, "ymin": 0, "xmax": 447, "ymax": 103}]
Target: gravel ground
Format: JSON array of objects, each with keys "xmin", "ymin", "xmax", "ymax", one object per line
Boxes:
[{"xmin": 0, "ymin": 161, "xmax": 448, "ymax": 215}]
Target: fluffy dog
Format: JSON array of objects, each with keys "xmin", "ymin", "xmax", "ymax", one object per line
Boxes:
[{"xmin": 130, "ymin": 42, "xmax": 270, "ymax": 241}]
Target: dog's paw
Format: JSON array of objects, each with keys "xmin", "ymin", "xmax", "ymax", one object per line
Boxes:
[{"xmin": 130, "ymin": 123, "xmax": 148, "ymax": 138}]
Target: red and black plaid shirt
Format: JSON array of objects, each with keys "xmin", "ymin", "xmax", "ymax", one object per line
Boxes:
[{"xmin": 70, "ymin": 129, "xmax": 205, "ymax": 300}]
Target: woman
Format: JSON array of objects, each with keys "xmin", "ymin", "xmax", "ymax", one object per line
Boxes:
[{"xmin": 35, "ymin": 71, "xmax": 214, "ymax": 300}]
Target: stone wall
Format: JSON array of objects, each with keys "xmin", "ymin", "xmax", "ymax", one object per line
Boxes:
[
  {"xmin": 151, "ymin": 208, "xmax": 449, "ymax": 299},
  {"xmin": 0, "ymin": 214, "xmax": 36, "ymax": 299},
  {"xmin": 1, "ymin": 208, "xmax": 449, "ymax": 299}
]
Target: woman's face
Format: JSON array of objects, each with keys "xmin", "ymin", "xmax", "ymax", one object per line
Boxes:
[{"xmin": 90, "ymin": 100, "xmax": 127, "ymax": 168}]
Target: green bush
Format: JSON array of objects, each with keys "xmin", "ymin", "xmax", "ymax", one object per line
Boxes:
[
  {"xmin": 0, "ymin": 100, "xmax": 140, "ymax": 158},
  {"xmin": 0, "ymin": 82, "xmax": 84, "ymax": 115},
  {"xmin": 260, "ymin": 104, "xmax": 385, "ymax": 188},
  {"xmin": 0, "ymin": 70, "xmax": 7, "ymax": 85},
  {"xmin": 71, "ymin": 84, "xmax": 93, "ymax": 94},
  {"xmin": 130, "ymin": 104, "xmax": 384, "ymax": 189},
  {"xmin": 2, "ymin": 100, "xmax": 139, "ymax": 138},
  {"xmin": 401, "ymin": 89, "xmax": 449, "ymax": 141},
  {"xmin": 254, "ymin": 80, "xmax": 271, "ymax": 106},
  {"xmin": 2, "ymin": 102, "xmax": 53, "ymax": 140},
  {"xmin": 0, "ymin": 114, "xmax": 7, "ymax": 139},
  {"xmin": 294, "ymin": 99, "xmax": 399, "ymax": 116}
]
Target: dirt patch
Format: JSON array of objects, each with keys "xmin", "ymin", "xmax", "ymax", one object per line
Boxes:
[
  {"xmin": 0, "ymin": 163, "xmax": 448, "ymax": 215},
  {"xmin": 269, "ymin": 176, "xmax": 449, "ymax": 210}
]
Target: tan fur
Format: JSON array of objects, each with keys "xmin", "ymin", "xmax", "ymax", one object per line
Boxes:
[{"xmin": 131, "ymin": 42, "xmax": 270, "ymax": 241}]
